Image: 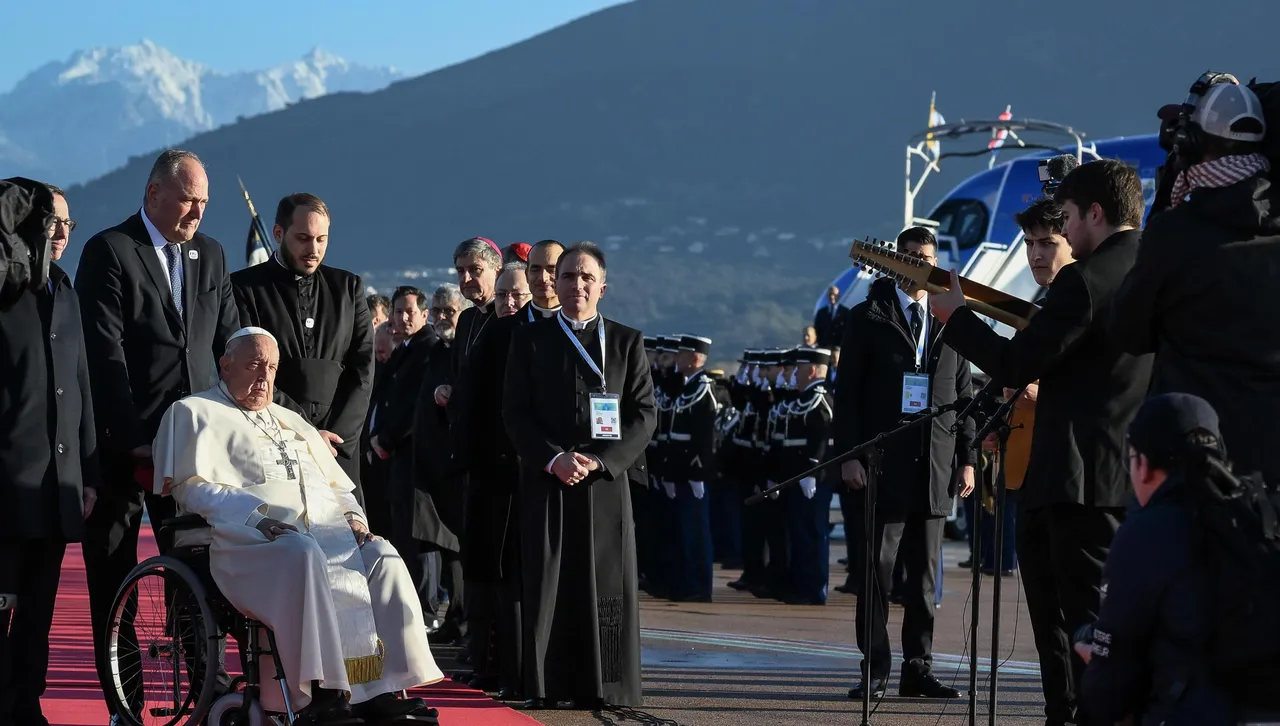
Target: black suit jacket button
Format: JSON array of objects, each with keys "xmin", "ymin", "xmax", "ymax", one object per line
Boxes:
[
  {"xmin": 49, "ymin": 333, "xmax": 57, "ymax": 341},
  {"xmin": 56, "ymin": 443, "xmax": 65, "ymax": 454},
  {"xmin": 185, "ymin": 348, "xmax": 190, "ymax": 354},
  {"xmin": 56, "ymin": 388, "xmax": 64, "ymax": 396}
]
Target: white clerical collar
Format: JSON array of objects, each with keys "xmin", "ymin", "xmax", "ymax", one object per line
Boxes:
[
  {"xmin": 559, "ymin": 311, "xmax": 599, "ymax": 331},
  {"xmin": 531, "ymin": 301, "xmax": 561, "ymax": 318},
  {"xmin": 272, "ymin": 251, "xmax": 305, "ymax": 281},
  {"xmin": 140, "ymin": 208, "xmax": 171, "ymax": 249},
  {"xmin": 895, "ymin": 286, "xmax": 928, "ymax": 315}
]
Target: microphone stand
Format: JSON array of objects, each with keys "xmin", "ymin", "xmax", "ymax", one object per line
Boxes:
[
  {"xmin": 965, "ymin": 383, "xmax": 1028, "ymax": 726},
  {"xmin": 746, "ymin": 398, "xmax": 970, "ymax": 725}
]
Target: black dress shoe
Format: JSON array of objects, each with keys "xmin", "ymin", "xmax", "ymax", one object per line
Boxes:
[
  {"xmin": 837, "ymin": 557, "xmax": 849, "ymax": 566},
  {"xmin": 726, "ymin": 578, "xmax": 752, "ymax": 591},
  {"xmin": 957, "ymin": 558, "xmax": 973, "ymax": 568},
  {"xmin": 833, "ymin": 583, "xmax": 858, "ymax": 595},
  {"xmin": 847, "ymin": 678, "xmax": 887, "ymax": 700},
  {"xmin": 295, "ymin": 686, "xmax": 355, "ymax": 725},
  {"xmin": 353, "ymin": 692, "xmax": 435, "ymax": 719},
  {"xmin": 520, "ymin": 698, "xmax": 549, "ymax": 710},
  {"xmin": 496, "ymin": 687, "xmax": 522, "ymax": 701},
  {"xmin": 899, "ymin": 672, "xmax": 962, "ymax": 699}
]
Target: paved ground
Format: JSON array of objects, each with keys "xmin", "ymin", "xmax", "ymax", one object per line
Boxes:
[{"xmin": 439, "ymin": 539, "xmax": 1049, "ymax": 726}]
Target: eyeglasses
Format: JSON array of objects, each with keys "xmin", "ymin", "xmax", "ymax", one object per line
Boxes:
[
  {"xmin": 429, "ymin": 307, "xmax": 459, "ymax": 317},
  {"xmin": 495, "ymin": 291, "xmax": 532, "ymax": 301},
  {"xmin": 49, "ymin": 217, "xmax": 76, "ymax": 233}
]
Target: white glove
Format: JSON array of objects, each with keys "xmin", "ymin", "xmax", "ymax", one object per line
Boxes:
[
  {"xmin": 662, "ymin": 480, "xmax": 677, "ymax": 499},
  {"xmin": 800, "ymin": 477, "xmax": 817, "ymax": 499},
  {"xmin": 690, "ymin": 481, "xmax": 705, "ymax": 499}
]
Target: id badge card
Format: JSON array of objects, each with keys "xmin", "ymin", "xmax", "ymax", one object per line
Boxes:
[
  {"xmin": 590, "ymin": 393, "xmax": 622, "ymax": 440},
  {"xmin": 901, "ymin": 373, "xmax": 930, "ymax": 414}
]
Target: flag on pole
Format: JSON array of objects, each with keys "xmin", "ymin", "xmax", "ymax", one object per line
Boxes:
[
  {"xmin": 926, "ymin": 91, "xmax": 945, "ymax": 161},
  {"xmin": 988, "ymin": 105, "xmax": 1013, "ymax": 149},
  {"xmin": 245, "ymin": 219, "xmax": 270, "ymax": 266}
]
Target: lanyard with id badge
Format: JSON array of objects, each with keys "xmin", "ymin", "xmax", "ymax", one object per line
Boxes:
[
  {"xmin": 901, "ymin": 304, "xmax": 931, "ymax": 415},
  {"xmin": 558, "ymin": 316, "xmax": 622, "ymax": 440}
]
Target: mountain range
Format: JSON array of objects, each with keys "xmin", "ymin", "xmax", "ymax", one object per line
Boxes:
[
  {"xmin": 25, "ymin": 0, "xmax": 1280, "ymax": 359},
  {"xmin": 0, "ymin": 41, "xmax": 402, "ymax": 185}
]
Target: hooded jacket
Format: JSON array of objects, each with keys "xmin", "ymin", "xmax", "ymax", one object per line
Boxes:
[{"xmin": 1112, "ymin": 173, "xmax": 1280, "ymax": 483}]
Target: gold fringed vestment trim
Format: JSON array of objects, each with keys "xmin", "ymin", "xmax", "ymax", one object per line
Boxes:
[{"xmin": 344, "ymin": 639, "xmax": 385, "ymax": 685}]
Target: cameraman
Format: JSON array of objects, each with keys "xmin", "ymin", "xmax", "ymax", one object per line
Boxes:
[
  {"xmin": 1111, "ymin": 82, "xmax": 1280, "ymax": 485},
  {"xmin": 1074, "ymin": 393, "xmax": 1233, "ymax": 724}
]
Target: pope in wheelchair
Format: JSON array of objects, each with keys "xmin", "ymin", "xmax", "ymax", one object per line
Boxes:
[{"xmin": 145, "ymin": 326, "xmax": 444, "ymax": 725}]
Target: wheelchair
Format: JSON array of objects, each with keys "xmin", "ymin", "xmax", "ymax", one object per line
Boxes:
[{"xmin": 101, "ymin": 515, "xmax": 431, "ymax": 726}]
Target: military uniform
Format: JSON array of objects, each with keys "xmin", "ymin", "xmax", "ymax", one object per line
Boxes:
[
  {"xmin": 727, "ymin": 350, "xmax": 766, "ymax": 592},
  {"xmin": 779, "ymin": 348, "xmax": 835, "ymax": 605},
  {"xmin": 666, "ymin": 335, "xmax": 718, "ymax": 601},
  {"xmin": 760, "ymin": 348, "xmax": 798, "ymax": 600},
  {"xmin": 646, "ymin": 335, "xmax": 682, "ymax": 598}
]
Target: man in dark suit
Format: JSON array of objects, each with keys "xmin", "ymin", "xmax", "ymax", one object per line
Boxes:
[
  {"xmin": 0, "ymin": 181, "xmax": 100, "ymax": 726},
  {"xmin": 812, "ymin": 285, "xmax": 845, "ymax": 348},
  {"xmin": 503, "ymin": 242, "xmax": 657, "ymax": 709},
  {"xmin": 231, "ymin": 192, "xmax": 374, "ymax": 501},
  {"xmin": 74, "ymin": 149, "xmax": 240, "ymax": 713},
  {"xmin": 835, "ymin": 227, "xmax": 976, "ymax": 700},
  {"xmin": 932, "ymin": 159, "xmax": 1154, "ymax": 726}
]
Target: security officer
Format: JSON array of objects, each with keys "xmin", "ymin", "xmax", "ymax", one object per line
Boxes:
[
  {"xmin": 727, "ymin": 350, "xmax": 766, "ymax": 592},
  {"xmin": 780, "ymin": 347, "xmax": 834, "ymax": 605},
  {"xmin": 666, "ymin": 335, "xmax": 718, "ymax": 602},
  {"xmin": 647, "ymin": 335, "xmax": 682, "ymax": 598},
  {"xmin": 1076, "ymin": 393, "xmax": 1237, "ymax": 725}
]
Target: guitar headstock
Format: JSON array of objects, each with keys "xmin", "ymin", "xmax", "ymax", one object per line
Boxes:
[{"xmin": 847, "ymin": 235, "xmax": 930, "ymax": 288}]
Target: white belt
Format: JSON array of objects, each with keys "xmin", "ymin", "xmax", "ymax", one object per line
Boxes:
[
  {"xmin": 782, "ymin": 438, "xmax": 808, "ymax": 447},
  {"xmin": 669, "ymin": 432, "xmax": 692, "ymax": 441}
]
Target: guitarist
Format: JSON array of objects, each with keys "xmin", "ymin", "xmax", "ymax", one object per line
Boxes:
[{"xmin": 931, "ymin": 161, "xmax": 1154, "ymax": 726}]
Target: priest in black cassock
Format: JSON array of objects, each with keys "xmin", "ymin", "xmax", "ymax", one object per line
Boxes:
[
  {"xmin": 230, "ymin": 193, "xmax": 374, "ymax": 500},
  {"xmin": 503, "ymin": 242, "xmax": 656, "ymax": 709}
]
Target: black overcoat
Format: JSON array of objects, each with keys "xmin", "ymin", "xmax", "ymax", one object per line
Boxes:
[{"xmin": 0, "ymin": 264, "xmax": 101, "ymax": 540}]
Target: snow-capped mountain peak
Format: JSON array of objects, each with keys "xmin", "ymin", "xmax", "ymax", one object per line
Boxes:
[{"xmin": 0, "ymin": 41, "xmax": 403, "ymax": 185}]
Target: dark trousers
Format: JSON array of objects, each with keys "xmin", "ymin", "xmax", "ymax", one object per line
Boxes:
[
  {"xmin": 423, "ymin": 545, "xmax": 465, "ymax": 635},
  {"xmin": 1016, "ymin": 503, "xmax": 1121, "ymax": 726},
  {"xmin": 709, "ymin": 475, "xmax": 742, "ymax": 566},
  {"xmin": 739, "ymin": 475, "xmax": 769, "ymax": 586},
  {"xmin": 674, "ymin": 480, "xmax": 713, "ymax": 601},
  {"xmin": 647, "ymin": 483, "xmax": 677, "ymax": 597},
  {"xmin": 467, "ymin": 580, "xmax": 499, "ymax": 682},
  {"xmin": 762, "ymin": 494, "xmax": 790, "ymax": 597},
  {"xmin": 497, "ymin": 573, "xmax": 522, "ymax": 692},
  {"xmin": 785, "ymin": 484, "xmax": 832, "ymax": 602},
  {"xmin": 854, "ymin": 514, "xmax": 944, "ymax": 680},
  {"xmin": 0, "ymin": 537, "xmax": 66, "ymax": 724}
]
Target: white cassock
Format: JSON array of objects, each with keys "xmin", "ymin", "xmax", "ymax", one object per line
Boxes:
[{"xmin": 152, "ymin": 383, "xmax": 444, "ymax": 710}]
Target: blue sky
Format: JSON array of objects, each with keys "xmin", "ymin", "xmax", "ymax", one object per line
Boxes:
[{"xmin": 0, "ymin": 0, "xmax": 625, "ymax": 92}]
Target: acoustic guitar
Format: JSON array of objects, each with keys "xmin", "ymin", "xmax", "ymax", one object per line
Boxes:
[
  {"xmin": 1001, "ymin": 400, "xmax": 1034, "ymax": 491},
  {"xmin": 847, "ymin": 237, "xmax": 1040, "ymax": 331}
]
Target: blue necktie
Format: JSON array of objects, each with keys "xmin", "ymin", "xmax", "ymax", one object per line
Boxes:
[{"xmin": 163, "ymin": 243, "xmax": 184, "ymax": 316}]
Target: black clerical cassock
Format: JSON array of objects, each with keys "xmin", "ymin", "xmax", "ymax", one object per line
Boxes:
[
  {"xmin": 230, "ymin": 255, "xmax": 374, "ymax": 491},
  {"xmin": 503, "ymin": 312, "xmax": 656, "ymax": 707}
]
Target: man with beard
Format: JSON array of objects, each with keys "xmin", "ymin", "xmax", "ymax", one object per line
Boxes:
[
  {"xmin": 407, "ymin": 285, "xmax": 469, "ymax": 637},
  {"xmin": 368, "ymin": 286, "xmax": 438, "ymax": 607},
  {"xmin": 453, "ymin": 261, "xmax": 541, "ymax": 695},
  {"xmin": 503, "ymin": 242, "xmax": 656, "ymax": 708},
  {"xmin": 231, "ymin": 193, "xmax": 374, "ymax": 504}
]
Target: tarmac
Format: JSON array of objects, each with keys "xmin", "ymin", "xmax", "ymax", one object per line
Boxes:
[{"xmin": 440, "ymin": 538, "xmax": 1050, "ymax": 726}]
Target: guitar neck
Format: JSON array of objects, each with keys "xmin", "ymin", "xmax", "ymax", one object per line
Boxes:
[
  {"xmin": 918, "ymin": 280, "xmax": 1032, "ymax": 330},
  {"xmin": 923, "ymin": 267, "xmax": 1040, "ymax": 324}
]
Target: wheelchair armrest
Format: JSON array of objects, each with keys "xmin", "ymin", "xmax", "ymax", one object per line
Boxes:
[{"xmin": 161, "ymin": 514, "xmax": 210, "ymax": 530}]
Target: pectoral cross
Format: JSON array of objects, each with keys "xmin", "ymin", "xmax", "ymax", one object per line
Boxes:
[{"xmin": 274, "ymin": 442, "xmax": 297, "ymax": 480}]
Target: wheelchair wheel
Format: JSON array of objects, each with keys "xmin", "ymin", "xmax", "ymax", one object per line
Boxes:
[
  {"xmin": 206, "ymin": 692, "xmax": 266, "ymax": 726},
  {"xmin": 104, "ymin": 556, "xmax": 220, "ymax": 726}
]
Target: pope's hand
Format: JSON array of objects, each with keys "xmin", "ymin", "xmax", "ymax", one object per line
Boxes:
[
  {"xmin": 256, "ymin": 517, "xmax": 298, "ymax": 541},
  {"xmin": 371, "ymin": 435, "xmax": 389, "ymax": 460},
  {"xmin": 551, "ymin": 453, "xmax": 590, "ymax": 486},
  {"xmin": 318, "ymin": 430, "xmax": 343, "ymax": 457},
  {"xmin": 349, "ymin": 519, "xmax": 377, "ymax": 548},
  {"xmin": 929, "ymin": 269, "xmax": 967, "ymax": 324},
  {"xmin": 434, "ymin": 385, "xmax": 452, "ymax": 407}
]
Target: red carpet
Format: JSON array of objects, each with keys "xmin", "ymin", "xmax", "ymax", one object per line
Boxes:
[{"xmin": 42, "ymin": 527, "xmax": 540, "ymax": 725}]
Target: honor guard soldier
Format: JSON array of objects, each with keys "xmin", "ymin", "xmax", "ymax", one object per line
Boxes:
[
  {"xmin": 760, "ymin": 348, "xmax": 797, "ymax": 599},
  {"xmin": 744, "ymin": 349, "xmax": 782, "ymax": 598},
  {"xmin": 666, "ymin": 335, "xmax": 718, "ymax": 602},
  {"xmin": 780, "ymin": 347, "xmax": 834, "ymax": 605},
  {"xmin": 710, "ymin": 361, "xmax": 743, "ymax": 569},
  {"xmin": 727, "ymin": 350, "xmax": 765, "ymax": 592},
  {"xmin": 646, "ymin": 335, "xmax": 681, "ymax": 598}
]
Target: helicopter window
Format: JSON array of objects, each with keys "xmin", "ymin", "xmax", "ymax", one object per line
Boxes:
[{"xmin": 931, "ymin": 199, "xmax": 989, "ymax": 251}]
